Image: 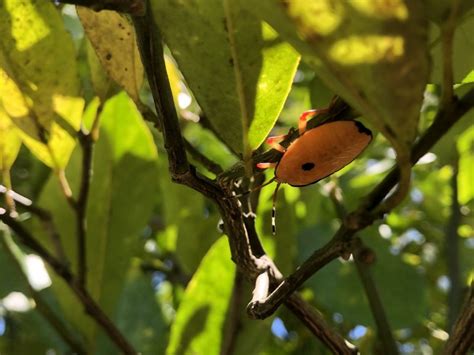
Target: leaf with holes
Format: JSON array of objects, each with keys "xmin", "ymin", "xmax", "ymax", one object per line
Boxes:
[{"xmin": 77, "ymin": 7, "xmax": 144, "ymax": 105}]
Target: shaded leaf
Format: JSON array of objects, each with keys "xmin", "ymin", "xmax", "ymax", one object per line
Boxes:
[
  {"xmin": 430, "ymin": 11, "xmax": 474, "ymax": 84},
  {"xmin": 158, "ymin": 158, "xmax": 220, "ymax": 274},
  {"xmin": 0, "ymin": 0, "xmax": 84, "ymax": 168},
  {"xmin": 166, "ymin": 236, "xmax": 235, "ymax": 355},
  {"xmin": 36, "ymin": 92, "xmax": 159, "ymax": 348},
  {"xmin": 152, "ymin": 0, "xmax": 299, "ymax": 155},
  {"xmin": 299, "ymin": 226, "xmax": 426, "ymax": 328},
  {"xmin": 96, "ymin": 262, "xmax": 168, "ymax": 355}
]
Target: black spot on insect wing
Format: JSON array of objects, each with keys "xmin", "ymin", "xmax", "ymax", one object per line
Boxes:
[
  {"xmin": 301, "ymin": 162, "xmax": 315, "ymax": 171},
  {"xmin": 354, "ymin": 121, "xmax": 372, "ymax": 136}
]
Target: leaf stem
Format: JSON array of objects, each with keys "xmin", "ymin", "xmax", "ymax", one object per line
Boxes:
[
  {"xmin": 223, "ymin": 0, "xmax": 252, "ymax": 166},
  {"xmin": 0, "ymin": 185, "xmax": 68, "ymax": 264}
]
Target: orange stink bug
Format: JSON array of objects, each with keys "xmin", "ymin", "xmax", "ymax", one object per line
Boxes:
[{"xmin": 256, "ymin": 109, "xmax": 373, "ymax": 234}]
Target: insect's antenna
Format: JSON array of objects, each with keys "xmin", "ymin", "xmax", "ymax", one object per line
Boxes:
[
  {"xmin": 228, "ymin": 177, "xmax": 276, "ymax": 199},
  {"xmin": 271, "ymin": 182, "xmax": 282, "ymax": 236}
]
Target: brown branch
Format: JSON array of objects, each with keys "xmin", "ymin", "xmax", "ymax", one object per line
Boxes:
[
  {"xmin": 353, "ymin": 243, "xmax": 398, "ymax": 355},
  {"xmin": 248, "ymin": 88, "xmax": 474, "ymax": 318},
  {"xmin": 132, "ymin": 6, "xmax": 358, "ymax": 353},
  {"xmin": 444, "ymin": 282, "xmax": 474, "ymax": 355},
  {"xmin": 76, "ymin": 122, "xmax": 98, "ymax": 287},
  {"xmin": 53, "ymin": 0, "xmax": 145, "ymax": 15},
  {"xmin": 0, "ymin": 212, "xmax": 136, "ymax": 354},
  {"xmin": 285, "ymin": 295, "xmax": 358, "ymax": 354}
]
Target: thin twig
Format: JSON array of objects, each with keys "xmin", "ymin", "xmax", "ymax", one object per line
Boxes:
[
  {"xmin": 443, "ymin": 282, "xmax": 474, "ymax": 354},
  {"xmin": 446, "ymin": 157, "xmax": 462, "ymax": 330},
  {"xmin": 248, "ymin": 88, "xmax": 474, "ymax": 318},
  {"xmin": 353, "ymin": 241, "xmax": 398, "ymax": 355},
  {"xmin": 328, "ymin": 183, "xmax": 398, "ymax": 354},
  {"xmin": 183, "ymin": 138, "xmax": 223, "ymax": 175},
  {"xmin": 0, "ymin": 212, "xmax": 136, "ymax": 354},
  {"xmin": 285, "ymin": 294, "xmax": 358, "ymax": 355},
  {"xmin": 0, "ymin": 233, "xmax": 87, "ymax": 354},
  {"xmin": 76, "ymin": 124, "xmax": 97, "ymax": 287}
]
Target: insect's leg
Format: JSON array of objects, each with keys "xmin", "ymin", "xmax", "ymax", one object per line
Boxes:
[
  {"xmin": 256, "ymin": 162, "xmax": 277, "ymax": 169},
  {"xmin": 266, "ymin": 134, "xmax": 287, "ymax": 153},
  {"xmin": 298, "ymin": 108, "xmax": 330, "ymax": 135},
  {"xmin": 271, "ymin": 182, "xmax": 282, "ymax": 235}
]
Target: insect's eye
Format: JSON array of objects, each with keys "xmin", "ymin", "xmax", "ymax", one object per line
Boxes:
[{"xmin": 301, "ymin": 162, "xmax": 315, "ymax": 171}]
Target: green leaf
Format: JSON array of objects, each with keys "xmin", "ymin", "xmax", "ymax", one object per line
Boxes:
[
  {"xmin": 243, "ymin": 0, "xmax": 429, "ymax": 155},
  {"xmin": 36, "ymin": 92, "xmax": 159, "ymax": 349},
  {"xmin": 0, "ymin": 232, "xmax": 29, "ymax": 298},
  {"xmin": 151, "ymin": 0, "xmax": 299, "ymax": 156},
  {"xmin": 0, "ymin": 308, "xmax": 68, "ymax": 354},
  {"xmin": 166, "ymin": 236, "xmax": 235, "ymax": 355},
  {"xmin": 430, "ymin": 10, "xmax": 474, "ymax": 85},
  {"xmin": 77, "ymin": 7, "xmax": 144, "ymax": 105},
  {"xmin": 96, "ymin": 262, "xmax": 168, "ymax": 355},
  {"xmin": 0, "ymin": 0, "xmax": 84, "ymax": 168}
]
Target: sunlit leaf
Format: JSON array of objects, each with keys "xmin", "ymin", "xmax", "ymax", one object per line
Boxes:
[
  {"xmin": 0, "ymin": 105, "xmax": 21, "ymax": 174},
  {"xmin": 0, "ymin": 0, "xmax": 84, "ymax": 168},
  {"xmin": 243, "ymin": 0, "xmax": 429, "ymax": 156},
  {"xmin": 166, "ymin": 236, "xmax": 235, "ymax": 355},
  {"xmin": 457, "ymin": 125, "xmax": 474, "ymax": 204},
  {"xmin": 152, "ymin": 0, "xmax": 299, "ymax": 156},
  {"xmin": 77, "ymin": 7, "xmax": 144, "ymax": 105}
]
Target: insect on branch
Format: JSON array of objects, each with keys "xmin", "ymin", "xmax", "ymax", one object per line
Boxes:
[{"xmin": 247, "ymin": 87, "xmax": 474, "ymax": 319}]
